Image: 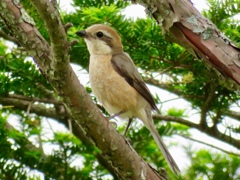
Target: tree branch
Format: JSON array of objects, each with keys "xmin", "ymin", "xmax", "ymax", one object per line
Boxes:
[
  {"xmin": 2, "ymin": 93, "xmax": 239, "ymax": 173},
  {"xmin": 0, "ymin": 29, "xmax": 20, "ymax": 45},
  {"xmin": 7, "ymin": 94, "xmax": 62, "ymax": 105},
  {"xmin": 0, "ymin": 96, "xmax": 65, "ymax": 120},
  {"xmin": 29, "ymin": 0, "xmax": 69, "ymax": 63},
  {"xmin": 212, "ymin": 110, "xmax": 222, "ymax": 128},
  {"xmin": 4, "ymin": 93, "xmax": 239, "ymax": 152},
  {"xmin": 135, "ymin": 0, "xmax": 240, "ymax": 88},
  {"xmin": 225, "ymin": 110, "xmax": 240, "ymax": 122},
  {"xmin": 153, "ymin": 114, "xmax": 240, "ymax": 149},
  {"xmin": 200, "ymin": 83, "xmax": 217, "ymax": 128},
  {"xmin": 153, "ymin": 114, "xmax": 199, "ymax": 128}
]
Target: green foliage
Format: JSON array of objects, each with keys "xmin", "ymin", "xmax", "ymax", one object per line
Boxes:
[
  {"xmin": 185, "ymin": 149, "xmax": 240, "ymax": 180},
  {"xmin": 203, "ymin": 0, "xmax": 240, "ymax": 45},
  {"xmin": 72, "ymin": 0, "xmax": 128, "ymax": 9},
  {"xmin": 167, "ymin": 108, "xmax": 186, "ymax": 117},
  {"xmin": 1, "ymin": 0, "xmax": 240, "ymax": 179},
  {"xmin": 0, "ymin": 111, "xmax": 107, "ymax": 179},
  {"xmin": 0, "ymin": 45, "xmax": 52, "ymax": 97}
]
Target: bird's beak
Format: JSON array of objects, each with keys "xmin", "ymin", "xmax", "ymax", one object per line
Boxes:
[{"xmin": 76, "ymin": 30, "xmax": 87, "ymax": 38}]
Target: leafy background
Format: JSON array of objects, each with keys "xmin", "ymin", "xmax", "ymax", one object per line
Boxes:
[{"xmin": 0, "ymin": 0, "xmax": 240, "ymax": 179}]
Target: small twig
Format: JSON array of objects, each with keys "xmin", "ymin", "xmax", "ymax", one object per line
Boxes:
[
  {"xmin": 0, "ymin": 105, "xmax": 14, "ymax": 109},
  {"xmin": 160, "ymin": 97, "xmax": 184, "ymax": 104},
  {"xmin": 64, "ymin": 22, "xmax": 73, "ymax": 32},
  {"xmin": 38, "ymin": 119, "xmax": 44, "ymax": 153},
  {"xmin": 150, "ymin": 56, "xmax": 174, "ymax": 65},
  {"xmin": 0, "ymin": 30, "xmax": 20, "ymax": 45},
  {"xmin": 45, "ymin": 117, "xmax": 55, "ymax": 133},
  {"xmin": 179, "ymin": 134, "xmax": 240, "ymax": 156},
  {"xmin": 225, "ymin": 110, "xmax": 240, "ymax": 121},
  {"xmin": 68, "ymin": 119, "xmax": 72, "ymax": 133},
  {"xmin": 8, "ymin": 94, "xmax": 62, "ymax": 105},
  {"xmin": 70, "ymin": 39, "xmax": 79, "ymax": 47},
  {"xmin": 35, "ymin": 83, "xmax": 55, "ymax": 99},
  {"xmin": 26, "ymin": 101, "xmax": 34, "ymax": 116},
  {"xmin": 176, "ymin": 50, "xmax": 192, "ymax": 65},
  {"xmin": 108, "ymin": 110, "xmax": 125, "ymax": 120},
  {"xmin": 158, "ymin": 66, "xmax": 175, "ymax": 74}
]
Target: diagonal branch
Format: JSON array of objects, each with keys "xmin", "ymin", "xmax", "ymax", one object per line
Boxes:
[
  {"xmin": 0, "ymin": 96, "xmax": 67, "ymax": 121},
  {"xmin": 153, "ymin": 114, "xmax": 199, "ymax": 128},
  {"xmin": 136, "ymin": 0, "xmax": 240, "ymax": 88},
  {"xmin": 0, "ymin": 1, "xmax": 165, "ymax": 178},
  {"xmin": 225, "ymin": 110, "xmax": 240, "ymax": 122},
  {"xmin": 0, "ymin": 30, "xmax": 20, "ymax": 45}
]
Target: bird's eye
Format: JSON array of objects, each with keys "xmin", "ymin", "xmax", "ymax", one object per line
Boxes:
[{"xmin": 96, "ymin": 31, "xmax": 104, "ymax": 38}]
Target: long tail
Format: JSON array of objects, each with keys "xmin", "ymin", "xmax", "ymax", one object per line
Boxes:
[{"xmin": 147, "ymin": 120, "xmax": 180, "ymax": 175}]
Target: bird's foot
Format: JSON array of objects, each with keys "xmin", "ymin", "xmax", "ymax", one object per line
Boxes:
[{"xmin": 107, "ymin": 110, "xmax": 125, "ymax": 120}]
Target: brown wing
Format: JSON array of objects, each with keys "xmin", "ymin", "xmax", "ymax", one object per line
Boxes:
[{"xmin": 111, "ymin": 53, "xmax": 159, "ymax": 113}]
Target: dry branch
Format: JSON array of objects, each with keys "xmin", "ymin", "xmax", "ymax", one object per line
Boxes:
[{"xmin": 135, "ymin": 0, "xmax": 240, "ymax": 89}]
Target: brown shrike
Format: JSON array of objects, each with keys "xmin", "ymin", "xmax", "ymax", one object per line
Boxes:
[{"xmin": 76, "ymin": 24, "xmax": 180, "ymax": 175}]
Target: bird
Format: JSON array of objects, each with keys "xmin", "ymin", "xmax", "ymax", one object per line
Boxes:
[{"xmin": 76, "ymin": 24, "xmax": 180, "ymax": 175}]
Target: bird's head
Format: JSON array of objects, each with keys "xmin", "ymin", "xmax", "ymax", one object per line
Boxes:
[{"xmin": 76, "ymin": 24, "xmax": 123, "ymax": 55}]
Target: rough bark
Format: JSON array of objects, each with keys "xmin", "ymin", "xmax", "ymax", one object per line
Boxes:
[
  {"xmin": 135, "ymin": 0, "xmax": 240, "ymax": 89},
  {"xmin": 0, "ymin": 0, "xmax": 165, "ymax": 179}
]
